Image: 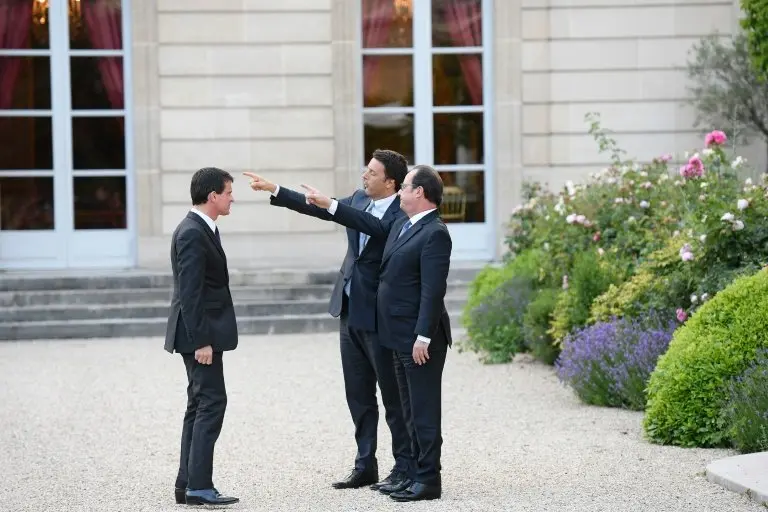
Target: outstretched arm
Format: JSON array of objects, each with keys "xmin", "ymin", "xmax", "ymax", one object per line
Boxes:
[
  {"xmin": 304, "ymin": 188, "xmax": 397, "ymax": 238},
  {"xmin": 243, "ymin": 172, "xmax": 353, "ymax": 221}
]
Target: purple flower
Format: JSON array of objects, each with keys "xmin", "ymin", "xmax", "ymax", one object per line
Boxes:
[{"xmin": 555, "ymin": 313, "xmax": 677, "ymax": 410}]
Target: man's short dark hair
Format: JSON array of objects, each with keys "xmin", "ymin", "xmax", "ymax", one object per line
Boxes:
[
  {"xmin": 411, "ymin": 165, "xmax": 444, "ymax": 207},
  {"xmin": 372, "ymin": 149, "xmax": 409, "ymax": 191},
  {"xmin": 190, "ymin": 167, "xmax": 234, "ymax": 205}
]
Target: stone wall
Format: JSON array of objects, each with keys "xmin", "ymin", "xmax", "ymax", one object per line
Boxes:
[
  {"xmin": 518, "ymin": 0, "xmax": 757, "ymax": 193},
  {"xmin": 133, "ymin": 0, "xmax": 354, "ymax": 270}
]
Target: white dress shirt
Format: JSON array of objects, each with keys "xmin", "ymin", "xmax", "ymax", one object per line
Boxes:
[{"xmin": 190, "ymin": 208, "xmax": 217, "ymax": 233}]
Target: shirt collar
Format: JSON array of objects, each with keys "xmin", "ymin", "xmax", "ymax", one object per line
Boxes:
[
  {"xmin": 190, "ymin": 208, "xmax": 217, "ymax": 233},
  {"xmin": 409, "ymin": 208, "xmax": 437, "ymax": 225},
  {"xmin": 369, "ymin": 192, "xmax": 397, "ymax": 212}
]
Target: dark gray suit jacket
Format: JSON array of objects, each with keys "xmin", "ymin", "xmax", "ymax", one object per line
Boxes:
[
  {"xmin": 164, "ymin": 212, "xmax": 238, "ymax": 354},
  {"xmin": 270, "ymin": 186, "xmax": 405, "ymax": 332},
  {"xmin": 333, "ymin": 207, "xmax": 453, "ymax": 353}
]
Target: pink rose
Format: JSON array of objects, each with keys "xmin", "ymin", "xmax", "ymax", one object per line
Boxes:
[
  {"xmin": 705, "ymin": 130, "xmax": 727, "ymax": 146},
  {"xmin": 660, "ymin": 154, "xmax": 672, "ymax": 162},
  {"xmin": 676, "ymin": 308, "xmax": 688, "ymax": 323}
]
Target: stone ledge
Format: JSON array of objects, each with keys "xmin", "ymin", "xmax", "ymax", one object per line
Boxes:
[{"xmin": 706, "ymin": 451, "xmax": 768, "ymax": 506}]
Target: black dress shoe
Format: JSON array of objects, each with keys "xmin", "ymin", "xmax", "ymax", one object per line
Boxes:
[
  {"xmin": 331, "ymin": 468, "xmax": 378, "ymax": 489},
  {"xmin": 185, "ymin": 488, "xmax": 239, "ymax": 506},
  {"xmin": 174, "ymin": 487, "xmax": 185, "ymax": 504},
  {"xmin": 390, "ymin": 482, "xmax": 441, "ymax": 502},
  {"xmin": 370, "ymin": 470, "xmax": 408, "ymax": 492}
]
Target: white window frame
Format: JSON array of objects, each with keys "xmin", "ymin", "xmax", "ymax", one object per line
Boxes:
[
  {"xmin": 359, "ymin": 0, "xmax": 495, "ymax": 261},
  {"xmin": 0, "ymin": 0, "xmax": 135, "ymax": 270}
]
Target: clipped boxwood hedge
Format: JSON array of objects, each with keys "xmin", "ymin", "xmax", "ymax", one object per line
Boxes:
[{"xmin": 643, "ymin": 268, "xmax": 768, "ymax": 447}]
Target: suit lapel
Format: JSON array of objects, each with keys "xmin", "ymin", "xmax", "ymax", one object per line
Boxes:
[
  {"xmin": 358, "ymin": 196, "xmax": 399, "ymax": 258},
  {"xmin": 382, "ymin": 211, "xmax": 438, "ymax": 265},
  {"xmin": 186, "ymin": 212, "xmax": 226, "ymax": 262}
]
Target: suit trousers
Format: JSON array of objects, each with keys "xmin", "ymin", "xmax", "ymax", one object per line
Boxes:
[
  {"xmin": 175, "ymin": 352, "xmax": 228, "ymax": 490},
  {"xmin": 393, "ymin": 344, "xmax": 447, "ymax": 485},
  {"xmin": 339, "ymin": 297, "xmax": 411, "ymax": 473}
]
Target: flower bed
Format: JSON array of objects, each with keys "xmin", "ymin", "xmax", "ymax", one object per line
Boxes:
[{"xmin": 461, "ymin": 113, "xmax": 768, "ymax": 450}]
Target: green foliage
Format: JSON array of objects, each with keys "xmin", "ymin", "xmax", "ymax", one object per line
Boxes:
[
  {"xmin": 522, "ymin": 288, "xmax": 561, "ymax": 365},
  {"xmin": 723, "ymin": 348, "xmax": 768, "ymax": 453},
  {"xmin": 686, "ymin": 32, "xmax": 768, "ymax": 149},
  {"xmin": 461, "ymin": 250, "xmax": 545, "ymax": 363},
  {"xmin": 643, "ymin": 269, "xmax": 768, "ymax": 447},
  {"xmin": 741, "ymin": 0, "xmax": 768, "ymax": 82},
  {"xmin": 549, "ymin": 251, "xmax": 626, "ymax": 343},
  {"xmin": 589, "ymin": 238, "xmax": 696, "ymax": 322}
]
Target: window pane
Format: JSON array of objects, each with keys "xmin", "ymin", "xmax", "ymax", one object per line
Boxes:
[
  {"xmin": 438, "ymin": 170, "xmax": 484, "ymax": 223},
  {"xmin": 71, "ymin": 0, "xmax": 123, "ymax": 50},
  {"xmin": 433, "ymin": 53, "xmax": 482, "ymax": 106},
  {"xmin": 73, "ymin": 176, "xmax": 126, "ymax": 230},
  {"xmin": 0, "ymin": 117, "xmax": 53, "ymax": 170},
  {"xmin": 4, "ymin": 0, "xmax": 48, "ymax": 49},
  {"xmin": 432, "ymin": 0, "xmax": 482, "ymax": 48},
  {"xmin": 72, "ymin": 117, "xmax": 125, "ymax": 170},
  {"xmin": 71, "ymin": 57, "xmax": 124, "ymax": 109},
  {"xmin": 0, "ymin": 176, "xmax": 54, "ymax": 230},
  {"xmin": 363, "ymin": 0, "xmax": 413, "ymax": 48},
  {"xmin": 433, "ymin": 113, "xmax": 483, "ymax": 165},
  {"xmin": 364, "ymin": 113, "xmax": 414, "ymax": 166},
  {"xmin": 0, "ymin": 56, "xmax": 51, "ymax": 110},
  {"xmin": 363, "ymin": 55, "xmax": 413, "ymax": 108}
]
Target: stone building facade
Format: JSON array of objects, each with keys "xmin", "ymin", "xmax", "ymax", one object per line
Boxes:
[{"xmin": 0, "ymin": 0, "xmax": 756, "ymax": 271}]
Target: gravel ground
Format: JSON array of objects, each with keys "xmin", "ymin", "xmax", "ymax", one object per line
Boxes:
[{"xmin": 0, "ymin": 332, "xmax": 761, "ymax": 512}]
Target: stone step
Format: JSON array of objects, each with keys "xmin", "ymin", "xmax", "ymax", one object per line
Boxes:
[
  {"xmin": 0, "ymin": 294, "xmax": 468, "ymax": 323},
  {"xmin": 0, "ymin": 310, "xmax": 466, "ymax": 341},
  {"xmin": 0, "ymin": 281, "xmax": 469, "ymax": 308},
  {"xmin": 0, "ymin": 266, "xmax": 483, "ymax": 292}
]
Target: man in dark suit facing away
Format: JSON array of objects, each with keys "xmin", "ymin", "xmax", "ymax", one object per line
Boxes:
[
  {"xmin": 304, "ymin": 165, "xmax": 452, "ymax": 502},
  {"xmin": 242, "ymin": 149, "xmax": 413, "ymax": 493},
  {"xmin": 164, "ymin": 167, "xmax": 239, "ymax": 507}
]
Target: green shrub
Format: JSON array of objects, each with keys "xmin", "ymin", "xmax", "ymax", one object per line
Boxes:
[
  {"xmin": 589, "ymin": 238, "xmax": 696, "ymax": 322},
  {"xmin": 522, "ymin": 288, "xmax": 561, "ymax": 365},
  {"xmin": 461, "ymin": 249, "xmax": 545, "ymax": 363},
  {"xmin": 643, "ymin": 268, "xmax": 768, "ymax": 447},
  {"xmin": 548, "ymin": 250, "xmax": 626, "ymax": 342},
  {"xmin": 741, "ymin": 0, "xmax": 768, "ymax": 80},
  {"xmin": 724, "ymin": 348, "xmax": 768, "ymax": 453}
]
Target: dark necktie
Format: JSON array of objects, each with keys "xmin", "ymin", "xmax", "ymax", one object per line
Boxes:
[
  {"xmin": 398, "ymin": 221, "xmax": 412, "ymax": 239},
  {"xmin": 214, "ymin": 227, "xmax": 221, "ymax": 245}
]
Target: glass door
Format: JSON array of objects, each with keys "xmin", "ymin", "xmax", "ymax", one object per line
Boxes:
[
  {"xmin": 66, "ymin": 0, "xmax": 133, "ymax": 268},
  {"xmin": 361, "ymin": 0, "xmax": 493, "ymax": 261},
  {"xmin": 0, "ymin": 0, "xmax": 62, "ymax": 268},
  {"xmin": 0, "ymin": 0, "xmax": 133, "ymax": 270}
]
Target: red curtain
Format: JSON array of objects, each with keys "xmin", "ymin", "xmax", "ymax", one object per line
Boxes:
[
  {"xmin": 362, "ymin": 0, "xmax": 394, "ymax": 101},
  {"xmin": 442, "ymin": 0, "xmax": 483, "ymax": 105},
  {"xmin": 81, "ymin": 0, "xmax": 124, "ymax": 110},
  {"xmin": 0, "ymin": 0, "xmax": 33, "ymax": 109}
]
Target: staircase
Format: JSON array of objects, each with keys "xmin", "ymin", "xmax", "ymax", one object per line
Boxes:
[{"xmin": 0, "ymin": 267, "xmax": 478, "ymax": 341}]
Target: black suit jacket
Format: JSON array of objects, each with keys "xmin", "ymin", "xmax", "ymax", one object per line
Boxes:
[
  {"xmin": 335, "ymin": 207, "xmax": 453, "ymax": 353},
  {"xmin": 270, "ymin": 186, "xmax": 405, "ymax": 332},
  {"xmin": 164, "ymin": 212, "xmax": 238, "ymax": 354}
]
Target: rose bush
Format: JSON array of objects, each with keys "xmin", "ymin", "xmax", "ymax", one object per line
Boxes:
[{"xmin": 462, "ymin": 112, "xmax": 768, "ymax": 449}]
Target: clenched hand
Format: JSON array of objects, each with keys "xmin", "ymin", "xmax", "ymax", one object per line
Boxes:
[
  {"xmin": 195, "ymin": 345, "xmax": 213, "ymax": 365},
  {"xmin": 412, "ymin": 340, "xmax": 430, "ymax": 365}
]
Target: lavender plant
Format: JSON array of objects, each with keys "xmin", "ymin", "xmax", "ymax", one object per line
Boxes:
[
  {"xmin": 555, "ymin": 313, "xmax": 678, "ymax": 410},
  {"xmin": 724, "ymin": 348, "xmax": 768, "ymax": 453}
]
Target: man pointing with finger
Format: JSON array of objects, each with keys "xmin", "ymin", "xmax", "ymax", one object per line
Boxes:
[{"xmin": 243, "ymin": 149, "xmax": 414, "ymax": 494}]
